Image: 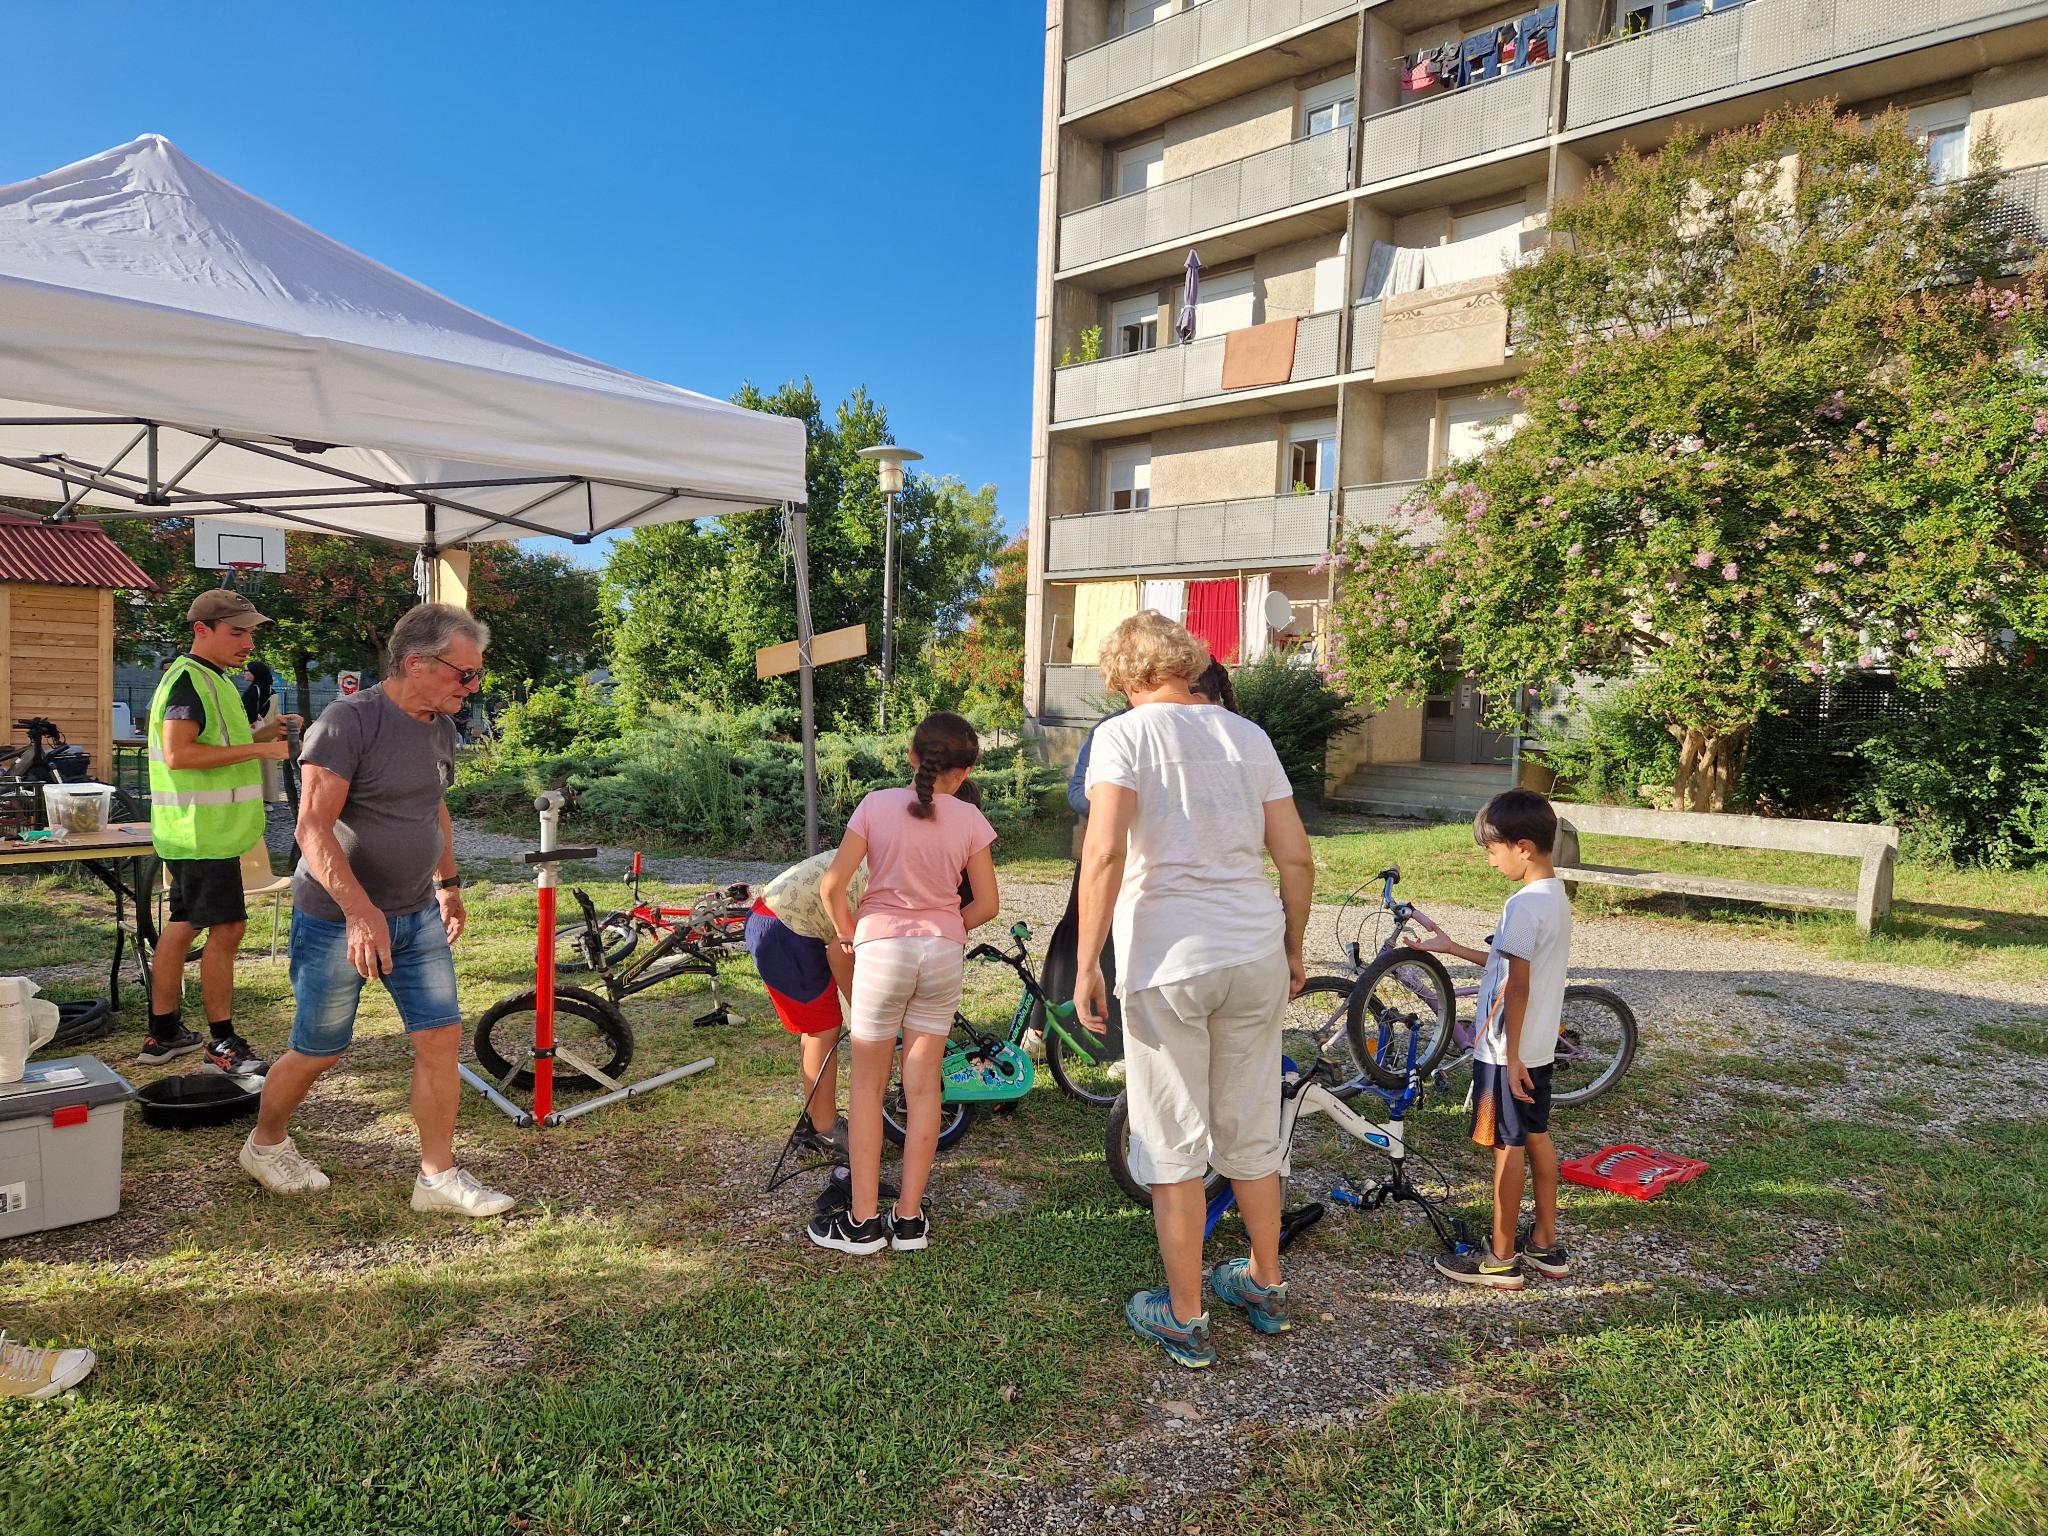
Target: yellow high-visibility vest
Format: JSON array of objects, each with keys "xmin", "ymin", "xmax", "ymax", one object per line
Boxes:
[{"xmin": 147, "ymin": 656, "xmax": 264, "ymax": 861}]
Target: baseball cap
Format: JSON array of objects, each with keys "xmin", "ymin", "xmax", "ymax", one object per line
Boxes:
[{"xmin": 187, "ymin": 590, "xmax": 272, "ymax": 626}]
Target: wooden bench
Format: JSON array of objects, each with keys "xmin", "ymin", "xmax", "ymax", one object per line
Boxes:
[{"xmin": 1552, "ymin": 803, "xmax": 1900, "ymax": 935}]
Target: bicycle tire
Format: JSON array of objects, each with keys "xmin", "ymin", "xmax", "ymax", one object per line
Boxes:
[
  {"xmin": 1043, "ymin": 1012, "xmax": 1124, "ymax": 1107},
  {"xmin": 556, "ymin": 912, "xmax": 638, "ymax": 973},
  {"xmin": 471, "ymin": 986, "xmax": 635, "ymax": 1091},
  {"xmin": 881, "ymin": 1079, "xmax": 976, "ymax": 1150},
  {"xmin": 1344, "ymin": 947, "xmax": 1456, "ymax": 1091},
  {"xmin": 1285, "ymin": 975, "xmax": 1369, "ymax": 1103},
  {"xmin": 1103, "ymin": 1091, "xmax": 1229, "ymax": 1210},
  {"xmin": 1549, "ymin": 985, "xmax": 1638, "ymax": 1108}
]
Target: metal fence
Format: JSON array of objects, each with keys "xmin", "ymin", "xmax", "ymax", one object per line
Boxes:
[
  {"xmin": 1064, "ymin": 0, "xmax": 1358, "ymax": 115},
  {"xmin": 1060, "ymin": 127, "xmax": 1352, "ymax": 270},
  {"xmin": 1046, "ymin": 492, "xmax": 1334, "ymax": 576},
  {"xmin": 1054, "ymin": 308, "xmax": 1343, "ymax": 422},
  {"xmin": 1359, "ymin": 64, "xmax": 1551, "ymax": 187}
]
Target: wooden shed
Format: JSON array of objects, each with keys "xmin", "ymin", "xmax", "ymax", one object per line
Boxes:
[{"xmin": 0, "ymin": 513, "xmax": 157, "ymax": 783}]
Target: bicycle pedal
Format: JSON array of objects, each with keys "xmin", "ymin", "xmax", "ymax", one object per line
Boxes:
[{"xmin": 692, "ymin": 1007, "xmax": 736, "ymax": 1028}]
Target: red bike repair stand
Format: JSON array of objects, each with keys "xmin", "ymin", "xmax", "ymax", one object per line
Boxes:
[{"xmin": 456, "ymin": 790, "xmax": 716, "ymax": 1128}]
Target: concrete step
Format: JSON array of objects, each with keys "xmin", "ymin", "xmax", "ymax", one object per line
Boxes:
[{"xmin": 1329, "ymin": 762, "xmax": 1514, "ymax": 822}]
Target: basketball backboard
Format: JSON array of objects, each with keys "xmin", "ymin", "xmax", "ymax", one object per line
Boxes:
[{"xmin": 194, "ymin": 518, "xmax": 286, "ymax": 573}]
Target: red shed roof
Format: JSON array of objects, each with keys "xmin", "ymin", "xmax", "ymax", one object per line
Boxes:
[{"xmin": 0, "ymin": 514, "xmax": 158, "ymax": 591}]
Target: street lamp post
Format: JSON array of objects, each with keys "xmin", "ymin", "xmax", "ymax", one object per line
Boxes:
[{"xmin": 857, "ymin": 443, "xmax": 922, "ymax": 732}]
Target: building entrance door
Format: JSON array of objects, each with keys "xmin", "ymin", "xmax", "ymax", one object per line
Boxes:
[{"xmin": 1421, "ymin": 676, "xmax": 1516, "ymax": 765}]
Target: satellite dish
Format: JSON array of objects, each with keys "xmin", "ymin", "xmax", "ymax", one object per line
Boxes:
[{"xmin": 1263, "ymin": 591, "xmax": 1295, "ymax": 631}]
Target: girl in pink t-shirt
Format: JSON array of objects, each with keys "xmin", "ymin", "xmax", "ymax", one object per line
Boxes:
[{"xmin": 813, "ymin": 712, "xmax": 998, "ymax": 1256}]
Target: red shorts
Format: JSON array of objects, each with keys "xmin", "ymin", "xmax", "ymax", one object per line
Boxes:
[{"xmin": 743, "ymin": 899, "xmax": 843, "ymax": 1035}]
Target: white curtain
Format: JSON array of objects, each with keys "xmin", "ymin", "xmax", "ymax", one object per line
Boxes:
[
  {"xmin": 1420, "ymin": 226, "xmax": 1523, "ymax": 287},
  {"xmin": 1241, "ymin": 574, "xmax": 1271, "ymax": 663},
  {"xmin": 1140, "ymin": 578, "xmax": 1186, "ymax": 625}
]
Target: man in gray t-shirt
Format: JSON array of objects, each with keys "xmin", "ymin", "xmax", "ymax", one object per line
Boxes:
[{"xmin": 241, "ymin": 604, "xmax": 515, "ymax": 1219}]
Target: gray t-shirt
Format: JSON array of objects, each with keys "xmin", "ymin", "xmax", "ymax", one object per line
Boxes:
[{"xmin": 292, "ymin": 685, "xmax": 457, "ymax": 922}]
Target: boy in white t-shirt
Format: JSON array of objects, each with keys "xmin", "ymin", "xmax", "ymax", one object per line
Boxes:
[{"xmin": 1404, "ymin": 790, "xmax": 1574, "ymax": 1291}]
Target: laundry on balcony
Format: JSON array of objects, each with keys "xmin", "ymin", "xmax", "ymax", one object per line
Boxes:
[
  {"xmin": 1139, "ymin": 578, "xmax": 1187, "ymax": 626},
  {"xmin": 1185, "ymin": 577, "xmax": 1243, "ymax": 665},
  {"xmin": 1398, "ymin": 5, "xmax": 1559, "ymax": 97},
  {"xmin": 1358, "ymin": 225, "xmax": 1526, "ymax": 304},
  {"xmin": 1221, "ymin": 315, "xmax": 1299, "ymax": 390},
  {"xmin": 1070, "ymin": 579, "xmax": 1142, "ymax": 665}
]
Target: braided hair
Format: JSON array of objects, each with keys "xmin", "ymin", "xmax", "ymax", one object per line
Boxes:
[{"xmin": 907, "ymin": 711, "xmax": 980, "ymax": 820}]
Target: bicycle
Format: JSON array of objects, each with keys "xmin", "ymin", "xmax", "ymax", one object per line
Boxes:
[
  {"xmin": 471, "ymin": 879, "xmax": 754, "ymax": 1090},
  {"xmin": 1103, "ymin": 1002, "xmax": 1474, "ymax": 1255},
  {"xmin": 877, "ymin": 920, "xmax": 1116, "ymax": 1150},
  {"xmin": 1, "ymin": 717, "xmax": 145, "ymax": 822},
  {"xmin": 554, "ymin": 852, "xmax": 748, "ymax": 973},
  {"xmin": 1340, "ymin": 865, "xmax": 1637, "ymax": 1108}
]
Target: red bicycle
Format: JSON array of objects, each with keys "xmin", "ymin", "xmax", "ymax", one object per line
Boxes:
[{"xmin": 554, "ymin": 851, "xmax": 750, "ymax": 973}]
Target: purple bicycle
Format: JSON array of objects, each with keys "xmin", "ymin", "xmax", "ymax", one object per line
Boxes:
[{"xmin": 1339, "ymin": 865, "xmax": 1638, "ymax": 1108}]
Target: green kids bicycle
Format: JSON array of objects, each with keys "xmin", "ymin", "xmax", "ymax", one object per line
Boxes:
[{"xmin": 880, "ymin": 920, "xmax": 1122, "ymax": 1150}]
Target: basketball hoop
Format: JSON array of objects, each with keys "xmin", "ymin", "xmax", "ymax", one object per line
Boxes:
[{"xmin": 218, "ymin": 561, "xmax": 265, "ymax": 593}]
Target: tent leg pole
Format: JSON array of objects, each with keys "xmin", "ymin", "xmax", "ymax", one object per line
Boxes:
[{"xmin": 790, "ymin": 502, "xmax": 820, "ymax": 856}]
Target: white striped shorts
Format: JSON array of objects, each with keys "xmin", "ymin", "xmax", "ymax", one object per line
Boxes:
[{"xmin": 847, "ymin": 936, "xmax": 965, "ymax": 1043}]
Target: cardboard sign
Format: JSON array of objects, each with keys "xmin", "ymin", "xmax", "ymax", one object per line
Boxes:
[
  {"xmin": 337, "ymin": 671, "xmax": 361, "ymax": 697},
  {"xmin": 755, "ymin": 624, "xmax": 867, "ymax": 681}
]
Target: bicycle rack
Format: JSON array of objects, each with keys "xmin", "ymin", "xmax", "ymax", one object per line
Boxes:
[{"xmin": 458, "ymin": 790, "xmax": 716, "ymax": 1128}]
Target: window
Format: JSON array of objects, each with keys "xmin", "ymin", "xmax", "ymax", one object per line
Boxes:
[
  {"xmin": 1909, "ymin": 98, "xmax": 1972, "ymax": 184},
  {"xmin": 1115, "ymin": 138, "xmax": 1166, "ymax": 198},
  {"xmin": 1286, "ymin": 419, "xmax": 1337, "ymax": 493},
  {"xmin": 1450, "ymin": 200, "xmax": 1524, "ymax": 243},
  {"xmin": 1192, "ymin": 267, "xmax": 1256, "ymax": 338},
  {"xmin": 1111, "ymin": 294, "xmax": 1159, "ymax": 356},
  {"xmin": 1621, "ymin": 0, "xmax": 1710, "ymax": 35},
  {"xmin": 1104, "ymin": 443, "xmax": 1151, "ymax": 512},
  {"xmin": 1300, "ymin": 78, "xmax": 1356, "ymax": 138},
  {"xmin": 1111, "ymin": 0, "xmax": 1174, "ymax": 36},
  {"xmin": 1438, "ymin": 394, "xmax": 1520, "ymax": 467}
]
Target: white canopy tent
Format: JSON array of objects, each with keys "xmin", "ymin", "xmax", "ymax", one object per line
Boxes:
[{"xmin": 0, "ymin": 135, "xmax": 826, "ymax": 843}]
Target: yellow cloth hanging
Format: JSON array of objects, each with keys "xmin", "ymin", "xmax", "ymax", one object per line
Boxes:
[{"xmin": 1070, "ymin": 580, "xmax": 1141, "ymax": 666}]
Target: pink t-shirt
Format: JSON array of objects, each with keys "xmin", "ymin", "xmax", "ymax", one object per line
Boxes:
[{"xmin": 847, "ymin": 787, "xmax": 997, "ymax": 945}]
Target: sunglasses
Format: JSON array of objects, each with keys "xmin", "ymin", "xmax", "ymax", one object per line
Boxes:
[{"xmin": 421, "ymin": 654, "xmax": 484, "ymax": 688}]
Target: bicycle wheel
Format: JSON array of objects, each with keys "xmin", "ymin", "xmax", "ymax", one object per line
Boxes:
[
  {"xmin": 1103, "ymin": 1091, "xmax": 1228, "ymax": 1210},
  {"xmin": 555, "ymin": 912, "xmax": 638, "ymax": 973},
  {"xmin": 1283, "ymin": 976, "xmax": 1368, "ymax": 1102},
  {"xmin": 1344, "ymin": 947, "xmax": 1456, "ymax": 1091},
  {"xmin": 1549, "ymin": 985, "xmax": 1638, "ymax": 1108},
  {"xmin": 1043, "ymin": 1007, "xmax": 1125, "ymax": 1107},
  {"xmin": 880, "ymin": 1078, "xmax": 977, "ymax": 1150},
  {"xmin": 471, "ymin": 986, "xmax": 635, "ymax": 1091}
]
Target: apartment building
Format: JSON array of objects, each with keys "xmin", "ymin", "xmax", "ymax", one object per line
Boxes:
[{"xmin": 1024, "ymin": 0, "xmax": 2048, "ymax": 815}]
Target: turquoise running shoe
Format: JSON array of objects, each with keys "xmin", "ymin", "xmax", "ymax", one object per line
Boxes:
[
  {"xmin": 1124, "ymin": 1287, "xmax": 1215, "ymax": 1369},
  {"xmin": 1209, "ymin": 1258, "xmax": 1292, "ymax": 1334}
]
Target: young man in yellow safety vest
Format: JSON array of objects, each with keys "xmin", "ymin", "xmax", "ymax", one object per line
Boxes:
[{"xmin": 143, "ymin": 589, "xmax": 298, "ymax": 1072}]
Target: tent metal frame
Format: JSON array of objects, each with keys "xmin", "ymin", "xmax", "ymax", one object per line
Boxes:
[{"xmin": 4, "ymin": 413, "xmax": 825, "ymax": 855}]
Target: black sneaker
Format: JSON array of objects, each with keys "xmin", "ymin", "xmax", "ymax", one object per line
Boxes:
[
  {"xmin": 1434, "ymin": 1244, "xmax": 1526, "ymax": 1291},
  {"xmin": 887, "ymin": 1207, "xmax": 930, "ymax": 1252},
  {"xmin": 806, "ymin": 1206, "xmax": 887, "ymax": 1256},
  {"xmin": 137, "ymin": 1026, "xmax": 205, "ymax": 1065},
  {"xmin": 813, "ymin": 1167, "xmax": 900, "ymax": 1219},
  {"xmin": 790, "ymin": 1113, "xmax": 848, "ymax": 1162},
  {"xmin": 202, "ymin": 1035, "xmax": 269, "ymax": 1076},
  {"xmin": 1516, "ymin": 1221, "xmax": 1573, "ymax": 1279}
]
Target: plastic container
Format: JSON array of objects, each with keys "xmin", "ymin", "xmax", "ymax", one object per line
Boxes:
[
  {"xmin": 41, "ymin": 781, "xmax": 116, "ymax": 836},
  {"xmin": 0, "ymin": 1055, "xmax": 136, "ymax": 1237},
  {"xmin": 1560, "ymin": 1142, "xmax": 1709, "ymax": 1201}
]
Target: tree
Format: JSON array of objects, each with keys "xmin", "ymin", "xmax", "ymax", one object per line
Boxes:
[
  {"xmin": 929, "ymin": 534, "xmax": 1027, "ymax": 726},
  {"xmin": 467, "ymin": 544, "xmax": 601, "ymax": 688},
  {"xmin": 600, "ymin": 380, "xmax": 1006, "ymax": 727},
  {"xmin": 1329, "ymin": 102, "xmax": 2048, "ymax": 811}
]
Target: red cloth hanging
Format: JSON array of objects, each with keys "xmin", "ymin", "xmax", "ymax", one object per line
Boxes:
[{"xmin": 1184, "ymin": 578, "xmax": 1242, "ymax": 666}]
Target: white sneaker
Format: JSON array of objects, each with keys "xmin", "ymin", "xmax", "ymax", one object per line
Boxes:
[
  {"xmin": 0, "ymin": 1334, "xmax": 97, "ymax": 1400},
  {"xmin": 239, "ymin": 1133, "xmax": 331, "ymax": 1195},
  {"xmin": 411, "ymin": 1168, "xmax": 515, "ymax": 1218}
]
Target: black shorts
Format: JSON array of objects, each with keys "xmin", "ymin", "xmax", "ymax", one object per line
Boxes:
[
  {"xmin": 1470, "ymin": 1060, "xmax": 1553, "ymax": 1149},
  {"xmin": 164, "ymin": 857, "xmax": 247, "ymax": 929}
]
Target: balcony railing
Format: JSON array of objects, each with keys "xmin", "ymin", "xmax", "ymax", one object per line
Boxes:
[
  {"xmin": 1054, "ymin": 309, "xmax": 1343, "ymax": 423},
  {"xmin": 1341, "ymin": 479, "xmax": 1439, "ymax": 539},
  {"xmin": 1046, "ymin": 491, "xmax": 1334, "ymax": 576},
  {"xmin": 1351, "ymin": 299, "xmax": 1382, "ymax": 370},
  {"xmin": 1976, "ymin": 161, "xmax": 2048, "ymax": 268},
  {"xmin": 1041, "ymin": 663, "xmax": 1115, "ymax": 719},
  {"xmin": 1358, "ymin": 64, "xmax": 1551, "ymax": 187},
  {"xmin": 1566, "ymin": 0, "xmax": 2037, "ymax": 131},
  {"xmin": 1065, "ymin": 0, "xmax": 1358, "ymax": 116},
  {"xmin": 1060, "ymin": 128, "xmax": 1352, "ymax": 270}
]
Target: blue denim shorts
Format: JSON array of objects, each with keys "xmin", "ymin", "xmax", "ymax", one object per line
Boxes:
[{"xmin": 288, "ymin": 906, "xmax": 463, "ymax": 1056}]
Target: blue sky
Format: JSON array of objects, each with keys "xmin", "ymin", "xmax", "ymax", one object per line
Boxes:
[{"xmin": 4, "ymin": 1, "xmax": 1044, "ymax": 558}]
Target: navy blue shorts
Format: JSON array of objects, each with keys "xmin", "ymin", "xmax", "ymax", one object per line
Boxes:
[
  {"xmin": 744, "ymin": 901, "xmax": 842, "ymax": 1035},
  {"xmin": 1470, "ymin": 1060, "xmax": 1553, "ymax": 1149}
]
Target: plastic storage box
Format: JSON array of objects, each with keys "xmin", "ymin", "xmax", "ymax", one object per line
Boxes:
[
  {"xmin": 0, "ymin": 1055, "xmax": 136, "ymax": 1238},
  {"xmin": 40, "ymin": 782, "xmax": 117, "ymax": 837}
]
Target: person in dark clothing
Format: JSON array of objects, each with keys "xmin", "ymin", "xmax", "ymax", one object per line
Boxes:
[{"xmin": 240, "ymin": 659, "xmax": 277, "ymax": 728}]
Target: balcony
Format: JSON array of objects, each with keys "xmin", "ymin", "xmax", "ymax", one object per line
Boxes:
[
  {"xmin": 1052, "ymin": 308, "xmax": 1343, "ymax": 425},
  {"xmin": 1978, "ymin": 161, "xmax": 2048, "ymax": 268},
  {"xmin": 1041, "ymin": 663, "xmax": 1115, "ymax": 720},
  {"xmin": 1342, "ymin": 479, "xmax": 1442, "ymax": 539},
  {"xmin": 1059, "ymin": 128, "xmax": 1352, "ymax": 273},
  {"xmin": 1565, "ymin": 0, "xmax": 2048, "ymax": 134},
  {"xmin": 1063, "ymin": 0, "xmax": 1361, "ymax": 130},
  {"xmin": 1358, "ymin": 65, "xmax": 1551, "ymax": 190},
  {"xmin": 1046, "ymin": 491, "xmax": 1334, "ymax": 577}
]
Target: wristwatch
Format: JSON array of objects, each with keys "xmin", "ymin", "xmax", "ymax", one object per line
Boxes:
[{"xmin": 436, "ymin": 876, "xmax": 463, "ymax": 891}]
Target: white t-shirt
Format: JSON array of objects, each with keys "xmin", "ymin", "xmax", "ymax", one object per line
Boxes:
[
  {"xmin": 1471, "ymin": 877, "xmax": 1573, "ymax": 1067},
  {"xmin": 1084, "ymin": 702, "xmax": 1294, "ymax": 993}
]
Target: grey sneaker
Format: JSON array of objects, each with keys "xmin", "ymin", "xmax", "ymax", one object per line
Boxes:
[
  {"xmin": 1209, "ymin": 1257, "xmax": 1292, "ymax": 1333},
  {"xmin": 1516, "ymin": 1221, "xmax": 1573, "ymax": 1278},
  {"xmin": 239, "ymin": 1133, "xmax": 330, "ymax": 1195},
  {"xmin": 412, "ymin": 1168, "xmax": 515, "ymax": 1218}
]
